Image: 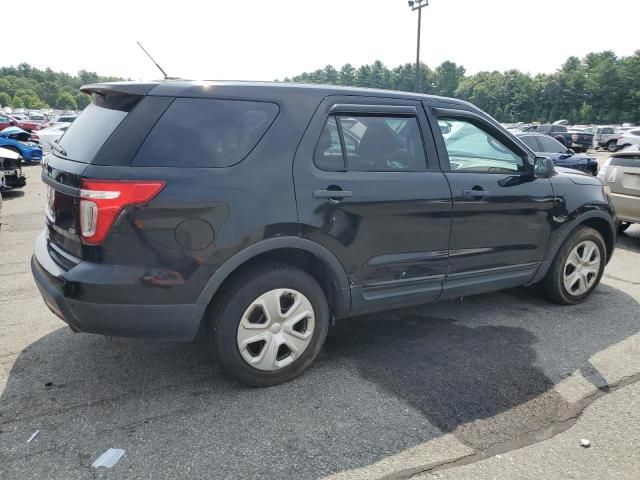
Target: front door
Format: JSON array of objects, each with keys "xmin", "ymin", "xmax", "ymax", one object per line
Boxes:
[
  {"xmin": 428, "ymin": 107, "xmax": 555, "ymax": 297},
  {"xmin": 293, "ymin": 97, "xmax": 452, "ymax": 314}
]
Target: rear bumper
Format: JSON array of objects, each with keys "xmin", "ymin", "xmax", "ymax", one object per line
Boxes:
[
  {"xmin": 611, "ymin": 192, "xmax": 640, "ymax": 223},
  {"xmin": 31, "ymin": 231, "xmax": 205, "ymax": 341}
]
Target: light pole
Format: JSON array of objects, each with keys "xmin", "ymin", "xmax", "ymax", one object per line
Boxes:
[{"xmin": 408, "ymin": 0, "xmax": 429, "ymax": 92}]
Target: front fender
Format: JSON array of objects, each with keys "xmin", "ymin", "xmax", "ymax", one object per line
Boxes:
[{"xmin": 529, "ymin": 206, "xmax": 616, "ymax": 285}]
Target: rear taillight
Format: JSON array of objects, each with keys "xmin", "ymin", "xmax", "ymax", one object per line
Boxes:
[
  {"xmin": 79, "ymin": 179, "xmax": 165, "ymax": 245},
  {"xmin": 571, "ymin": 134, "xmax": 578, "ymax": 141}
]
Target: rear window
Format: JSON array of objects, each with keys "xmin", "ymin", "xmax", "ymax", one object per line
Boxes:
[
  {"xmin": 57, "ymin": 94, "xmax": 139, "ymax": 163},
  {"xmin": 132, "ymin": 98, "xmax": 279, "ymax": 168}
]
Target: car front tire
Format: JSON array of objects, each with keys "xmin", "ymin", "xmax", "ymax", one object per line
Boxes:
[
  {"xmin": 207, "ymin": 263, "xmax": 330, "ymax": 386},
  {"xmin": 541, "ymin": 226, "xmax": 606, "ymax": 305}
]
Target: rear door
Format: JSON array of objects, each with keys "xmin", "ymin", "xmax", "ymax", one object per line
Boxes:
[
  {"xmin": 427, "ymin": 106, "xmax": 555, "ymax": 297},
  {"xmin": 294, "ymin": 96, "xmax": 452, "ymax": 313}
]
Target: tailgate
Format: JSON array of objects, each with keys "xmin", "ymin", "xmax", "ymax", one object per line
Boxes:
[
  {"xmin": 41, "ymin": 87, "xmax": 144, "ymax": 262},
  {"xmin": 43, "ymin": 156, "xmax": 87, "ymax": 259},
  {"xmin": 609, "ymin": 154, "xmax": 640, "ymax": 197}
]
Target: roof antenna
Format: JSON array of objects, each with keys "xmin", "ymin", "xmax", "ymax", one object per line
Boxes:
[{"xmin": 137, "ymin": 41, "xmax": 174, "ymax": 80}]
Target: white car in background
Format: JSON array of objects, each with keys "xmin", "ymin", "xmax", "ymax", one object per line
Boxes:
[
  {"xmin": 44, "ymin": 114, "xmax": 77, "ymax": 129},
  {"xmin": 616, "ymin": 129, "xmax": 640, "ymax": 151},
  {"xmin": 35, "ymin": 124, "xmax": 70, "ymax": 153}
]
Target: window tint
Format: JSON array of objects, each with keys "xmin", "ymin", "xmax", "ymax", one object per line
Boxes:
[
  {"xmin": 133, "ymin": 98, "xmax": 279, "ymax": 168},
  {"xmin": 438, "ymin": 118, "xmax": 524, "ymax": 173},
  {"xmin": 519, "ymin": 136, "xmax": 540, "ymax": 151},
  {"xmin": 537, "ymin": 135, "xmax": 566, "ymax": 153},
  {"xmin": 315, "ymin": 114, "xmax": 427, "ymax": 172},
  {"xmin": 314, "ymin": 117, "xmax": 345, "ymax": 171},
  {"xmin": 57, "ymin": 101, "xmax": 130, "ymax": 163}
]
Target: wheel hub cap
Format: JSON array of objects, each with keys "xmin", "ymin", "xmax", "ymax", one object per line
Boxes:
[
  {"xmin": 236, "ymin": 289, "xmax": 315, "ymax": 371},
  {"xmin": 563, "ymin": 240, "xmax": 601, "ymax": 296}
]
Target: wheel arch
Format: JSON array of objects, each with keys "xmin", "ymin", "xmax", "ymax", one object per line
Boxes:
[
  {"xmin": 196, "ymin": 237, "xmax": 351, "ymax": 318},
  {"xmin": 529, "ymin": 210, "xmax": 616, "ymax": 285}
]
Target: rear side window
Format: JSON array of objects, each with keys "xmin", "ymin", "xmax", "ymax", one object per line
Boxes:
[
  {"xmin": 57, "ymin": 93, "xmax": 139, "ymax": 163},
  {"xmin": 314, "ymin": 114, "xmax": 427, "ymax": 172},
  {"xmin": 538, "ymin": 135, "xmax": 566, "ymax": 153},
  {"xmin": 133, "ymin": 98, "xmax": 279, "ymax": 168},
  {"xmin": 519, "ymin": 136, "xmax": 540, "ymax": 151}
]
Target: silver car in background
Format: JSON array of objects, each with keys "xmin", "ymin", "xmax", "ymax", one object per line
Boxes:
[{"xmin": 598, "ymin": 145, "xmax": 640, "ymax": 233}]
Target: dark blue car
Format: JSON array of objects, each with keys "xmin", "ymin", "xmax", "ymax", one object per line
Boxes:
[
  {"xmin": 516, "ymin": 132, "xmax": 598, "ymax": 175},
  {"xmin": 0, "ymin": 126, "xmax": 43, "ymax": 163}
]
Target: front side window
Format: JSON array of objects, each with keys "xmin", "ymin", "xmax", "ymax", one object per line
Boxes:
[
  {"xmin": 537, "ymin": 135, "xmax": 566, "ymax": 153},
  {"xmin": 314, "ymin": 114, "xmax": 427, "ymax": 172},
  {"xmin": 133, "ymin": 98, "xmax": 279, "ymax": 168},
  {"xmin": 438, "ymin": 118, "xmax": 524, "ymax": 173}
]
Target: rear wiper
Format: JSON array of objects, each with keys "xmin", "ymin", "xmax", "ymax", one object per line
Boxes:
[{"xmin": 51, "ymin": 140, "xmax": 68, "ymax": 157}]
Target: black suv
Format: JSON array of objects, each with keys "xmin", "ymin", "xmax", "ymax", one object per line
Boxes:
[{"xmin": 32, "ymin": 81, "xmax": 616, "ymax": 386}]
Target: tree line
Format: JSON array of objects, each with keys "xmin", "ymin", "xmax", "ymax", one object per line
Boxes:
[
  {"xmin": 0, "ymin": 63, "xmax": 122, "ymax": 111},
  {"xmin": 283, "ymin": 50, "xmax": 640, "ymax": 125}
]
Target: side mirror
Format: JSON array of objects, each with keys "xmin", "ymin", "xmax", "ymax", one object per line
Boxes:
[
  {"xmin": 534, "ymin": 156, "xmax": 555, "ymax": 178},
  {"xmin": 9, "ymin": 120, "xmax": 15, "ymax": 125}
]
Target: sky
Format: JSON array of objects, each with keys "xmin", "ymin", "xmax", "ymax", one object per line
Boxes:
[{"xmin": 7, "ymin": 0, "xmax": 639, "ymax": 81}]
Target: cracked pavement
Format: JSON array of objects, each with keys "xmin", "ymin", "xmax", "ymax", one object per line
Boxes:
[{"xmin": 1, "ymin": 159, "xmax": 640, "ymax": 479}]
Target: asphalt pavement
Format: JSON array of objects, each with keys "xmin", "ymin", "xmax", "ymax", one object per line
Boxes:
[{"xmin": 1, "ymin": 161, "xmax": 639, "ymax": 479}]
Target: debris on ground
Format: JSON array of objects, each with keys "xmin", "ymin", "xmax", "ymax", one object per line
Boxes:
[
  {"xmin": 26, "ymin": 431, "xmax": 40, "ymax": 443},
  {"xmin": 92, "ymin": 448, "xmax": 125, "ymax": 468},
  {"xmin": 580, "ymin": 438, "xmax": 591, "ymax": 448}
]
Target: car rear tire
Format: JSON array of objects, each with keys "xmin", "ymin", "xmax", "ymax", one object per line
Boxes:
[
  {"xmin": 541, "ymin": 226, "xmax": 606, "ymax": 305},
  {"xmin": 207, "ymin": 263, "xmax": 330, "ymax": 386},
  {"xmin": 618, "ymin": 222, "xmax": 631, "ymax": 234},
  {"xmin": 606, "ymin": 141, "xmax": 618, "ymax": 153}
]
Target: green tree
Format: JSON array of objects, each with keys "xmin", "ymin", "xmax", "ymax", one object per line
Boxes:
[
  {"xmin": 0, "ymin": 92, "xmax": 11, "ymax": 107},
  {"xmin": 338, "ymin": 63, "xmax": 356, "ymax": 85},
  {"xmin": 56, "ymin": 91, "xmax": 78, "ymax": 110},
  {"xmin": 322, "ymin": 65, "xmax": 338, "ymax": 84},
  {"xmin": 76, "ymin": 92, "xmax": 91, "ymax": 110},
  {"xmin": 434, "ymin": 61, "xmax": 465, "ymax": 97}
]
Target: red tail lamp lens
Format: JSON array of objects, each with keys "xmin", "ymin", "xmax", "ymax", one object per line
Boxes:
[{"xmin": 79, "ymin": 180, "xmax": 165, "ymax": 245}]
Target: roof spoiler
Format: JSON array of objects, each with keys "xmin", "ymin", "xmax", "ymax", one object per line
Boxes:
[{"xmin": 80, "ymin": 82, "xmax": 159, "ymax": 97}]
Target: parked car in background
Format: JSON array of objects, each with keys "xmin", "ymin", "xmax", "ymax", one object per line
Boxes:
[
  {"xmin": 0, "ymin": 127, "xmax": 43, "ymax": 163},
  {"xmin": 615, "ymin": 129, "xmax": 640, "ymax": 151},
  {"xmin": 0, "ymin": 146, "xmax": 26, "ymax": 191},
  {"xmin": 32, "ymin": 80, "xmax": 616, "ymax": 386},
  {"xmin": 36, "ymin": 124, "xmax": 69, "ymax": 153},
  {"xmin": 593, "ymin": 126, "xmax": 625, "ymax": 152},
  {"xmin": 523, "ymin": 124, "xmax": 593, "ymax": 152},
  {"xmin": 28, "ymin": 112, "xmax": 46, "ymax": 123},
  {"xmin": 44, "ymin": 114, "xmax": 77, "ymax": 129},
  {"xmin": 0, "ymin": 113, "xmax": 44, "ymax": 132},
  {"xmin": 598, "ymin": 145, "xmax": 640, "ymax": 233},
  {"xmin": 516, "ymin": 133, "xmax": 598, "ymax": 175}
]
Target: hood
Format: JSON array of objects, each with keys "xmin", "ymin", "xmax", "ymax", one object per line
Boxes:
[
  {"xmin": 0, "ymin": 126, "xmax": 29, "ymax": 137},
  {"xmin": 0, "ymin": 146, "xmax": 20, "ymax": 160},
  {"xmin": 554, "ymin": 166, "xmax": 602, "ymax": 185}
]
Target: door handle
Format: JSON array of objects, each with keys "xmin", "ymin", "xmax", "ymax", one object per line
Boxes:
[
  {"xmin": 313, "ymin": 189, "xmax": 353, "ymax": 200},
  {"xmin": 462, "ymin": 189, "xmax": 491, "ymax": 198}
]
